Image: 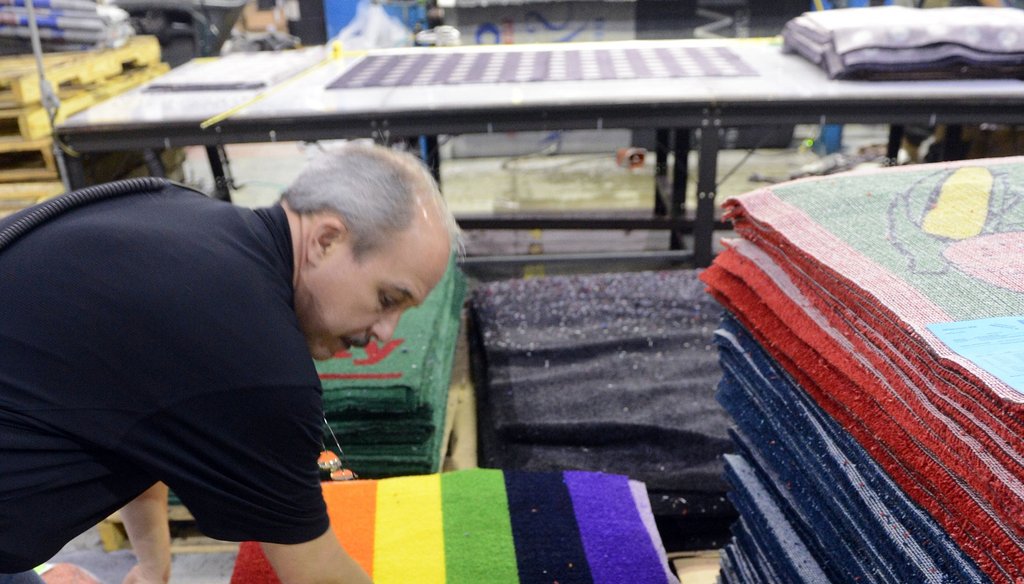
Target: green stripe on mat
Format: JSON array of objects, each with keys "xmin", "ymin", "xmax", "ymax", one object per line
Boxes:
[{"xmin": 441, "ymin": 469, "xmax": 519, "ymax": 584}]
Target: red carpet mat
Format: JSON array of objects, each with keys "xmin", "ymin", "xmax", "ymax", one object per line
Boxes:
[{"xmin": 701, "ymin": 156, "xmax": 1024, "ymax": 582}]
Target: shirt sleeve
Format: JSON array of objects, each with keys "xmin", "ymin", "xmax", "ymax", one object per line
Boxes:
[{"xmin": 117, "ymin": 385, "xmax": 330, "ymax": 544}]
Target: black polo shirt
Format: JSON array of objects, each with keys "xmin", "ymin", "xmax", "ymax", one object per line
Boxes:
[{"xmin": 0, "ymin": 183, "xmax": 328, "ymax": 571}]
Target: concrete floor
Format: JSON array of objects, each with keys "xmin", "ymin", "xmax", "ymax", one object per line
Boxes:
[
  {"xmin": 50, "ymin": 529, "xmax": 237, "ymax": 584},
  {"xmin": 47, "ymin": 123, "xmax": 893, "ymax": 583}
]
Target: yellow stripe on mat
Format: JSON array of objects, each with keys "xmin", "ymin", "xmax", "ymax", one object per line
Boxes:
[{"xmin": 373, "ymin": 474, "xmax": 446, "ymax": 584}]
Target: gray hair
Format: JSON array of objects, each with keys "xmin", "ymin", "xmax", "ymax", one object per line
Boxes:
[{"xmin": 281, "ymin": 143, "xmax": 462, "ymax": 258}]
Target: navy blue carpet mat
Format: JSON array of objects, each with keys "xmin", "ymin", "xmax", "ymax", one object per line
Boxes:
[{"xmin": 715, "ymin": 314, "xmax": 988, "ymax": 583}]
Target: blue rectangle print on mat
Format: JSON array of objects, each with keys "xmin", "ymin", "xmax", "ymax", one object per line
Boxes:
[{"xmin": 928, "ymin": 316, "xmax": 1024, "ymax": 394}]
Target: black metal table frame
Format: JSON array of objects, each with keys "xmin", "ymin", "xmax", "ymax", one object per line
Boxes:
[{"xmin": 59, "ymin": 96, "xmax": 1024, "ymax": 268}]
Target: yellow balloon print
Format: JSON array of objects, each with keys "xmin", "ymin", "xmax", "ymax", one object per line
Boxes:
[{"xmin": 921, "ymin": 167, "xmax": 992, "ymax": 240}]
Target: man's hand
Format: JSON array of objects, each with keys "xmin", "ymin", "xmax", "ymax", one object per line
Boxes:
[
  {"xmin": 262, "ymin": 528, "xmax": 372, "ymax": 584},
  {"xmin": 119, "ymin": 482, "xmax": 172, "ymax": 584}
]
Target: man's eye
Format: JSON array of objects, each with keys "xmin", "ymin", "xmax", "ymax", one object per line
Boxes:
[{"xmin": 379, "ymin": 293, "xmax": 396, "ymax": 309}]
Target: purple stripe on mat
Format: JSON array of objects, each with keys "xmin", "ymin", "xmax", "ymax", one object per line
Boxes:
[
  {"xmin": 654, "ymin": 47, "xmax": 686, "ymax": 77},
  {"xmin": 713, "ymin": 46, "xmax": 758, "ymax": 76},
  {"xmin": 499, "ymin": 52, "xmax": 523, "ymax": 83},
  {"xmin": 465, "ymin": 52, "xmax": 493, "ymax": 83},
  {"xmin": 629, "ymin": 480, "xmax": 680, "ymax": 584},
  {"xmin": 381, "ymin": 54, "xmax": 421, "ymax": 86},
  {"xmin": 687, "ymin": 48, "xmax": 717, "ymax": 78},
  {"xmin": 398, "ymin": 54, "xmax": 432, "ymax": 86},
  {"xmin": 365, "ymin": 54, "xmax": 400, "ymax": 87},
  {"xmin": 564, "ymin": 49, "xmax": 583, "ymax": 81},
  {"xmin": 625, "ymin": 49, "xmax": 653, "ymax": 79},
  {"xmin": 532, "ymin": 50, "xmax": 552, "ymax": 82},
  {"xmin": 326, "ymin": 46, "xmax": 759, "ymax": 89},
  {"xmin": 594, "ymin": 50, "xmax": 616, "ymax": 80},
  {"xmin": 326, "ymin": 55, "xmax": 384, "ymax": 88},
  {"xmin": 430, "ymin": 53, "xmax": 462, "ymax": 85},
  {"xmin": 563, "ymin": 471, "xmax": 670, "ymax": 584}
]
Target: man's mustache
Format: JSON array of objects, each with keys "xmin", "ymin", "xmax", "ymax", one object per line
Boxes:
[{"xmin": 344, "ymin": 333, "xmax": 372, "ymax": 348}]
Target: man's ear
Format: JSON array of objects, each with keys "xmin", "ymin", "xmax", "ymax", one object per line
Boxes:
[{"xmin": 309, "ymin": 214, "xmax": 348, "ymax": 265}]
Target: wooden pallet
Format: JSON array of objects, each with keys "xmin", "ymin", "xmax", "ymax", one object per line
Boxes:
[
  {"xmin": 0, "ymin": 180, "xmax": 63, "ymax": 217},
  {"xmin": 670, "ymin": 550, "xmax": 722, "ymax": 583},
  {"xmin": 442, "ymin": 315, "xmax": 478, "ymax": 472},
  {"xmin": 0, "ymin": 62, "xmax": 170, "ymax": 141},
  {"xmin": 0, "ymin": 136, "xmax": 57, "ymax": 181},
  {"xmin": 0, "ymin": 35, "xmax": 161, "ymax": 107},
  {"xmin": 99, "ymin": 505, "xmax": 239, "ymax": 554}
]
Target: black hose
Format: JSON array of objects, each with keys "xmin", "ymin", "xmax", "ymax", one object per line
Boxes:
[{"xmin": 0, "ymin": 177, "xmax": 171, "ymax": 253}]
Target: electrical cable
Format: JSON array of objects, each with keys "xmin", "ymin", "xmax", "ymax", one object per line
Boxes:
[
  {"xmin": 23, "ymin": 0, "xmax": 74, "ymax": 190},
  {"xmin": 713, "ymin": 126, "xmax": 788, "ymax": 190}
]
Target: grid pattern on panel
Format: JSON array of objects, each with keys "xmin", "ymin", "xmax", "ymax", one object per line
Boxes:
[{"xmin": 327, "ymin": 46, "xmax": 758, "ymax": 89}]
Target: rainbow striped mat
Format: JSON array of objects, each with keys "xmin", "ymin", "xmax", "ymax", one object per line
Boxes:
[{"xmin": 230, "ymin": 468, "xmax": 679, "ymax": 584}]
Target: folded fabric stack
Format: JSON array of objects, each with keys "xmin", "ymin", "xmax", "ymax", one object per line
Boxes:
[
  {"xmin": 316, "ymin": 261, "xmax": 466, "ymax": 477},
  {"xmin": 230, "ymin": 468, "xmax": 680, "ymax": 584},
  {"xmin": 700, "ymin": 156, "xmax": 1024, "ymax": 582},
  {"xmin": 469, "ymin": 270, "xmax": 737, "ymax": 551},
  {"xmin": 782, "ymin": 6, "xmax": 1024, "ymax": 80},
  {"xmin": 0, "ymin": 0, "xmax": 135, "ymax": 55}
]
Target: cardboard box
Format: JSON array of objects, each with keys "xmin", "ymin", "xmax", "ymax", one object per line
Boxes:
[{"xmin": 239, "ymin": 1, "xmax": 289, "ymax": 32}]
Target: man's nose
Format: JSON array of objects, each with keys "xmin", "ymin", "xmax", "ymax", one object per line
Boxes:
[{"xmin": 371, "ymin": 312, "xmax": 402, "ymax": 343}]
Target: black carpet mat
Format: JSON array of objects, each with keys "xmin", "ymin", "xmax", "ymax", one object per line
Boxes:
[{"xmin": 469, "ymin": 269, "xmax": 736, "ymax": 549}]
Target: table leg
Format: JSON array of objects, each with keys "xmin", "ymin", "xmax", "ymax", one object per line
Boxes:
[
  {"xmin": 939, "ymin": 124, "xmax": 967, "ymax": 161},
  {"xmin": 205, "ymin": 145, "xmax": 232, "ymax": 202},
  {"xmin": 669, "ymin": 128, "xmax": 691, "ymax": 250},
  {"xmin": 62, "ymin": 150, "xmax": 87, "ymax": 190},
  {"xmin": 886, "ymin": 125, "xmax": 904, "ymax": 166},
  {"xmin": 694, "ymin": 126, "xmax": 719, "ymax": 268},
  {"xmin": 423, "ymin": 135, "xmax": 441, "ymax": 188},
  {"xmin": 654, "ymin": 128, "xmax": 670, "ymax": 216}
]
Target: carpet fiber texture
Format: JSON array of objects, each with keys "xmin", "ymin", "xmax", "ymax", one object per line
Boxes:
[
  {"xmin": 468, "ymin": 270, "xmax": 736, "ymax": 548},
  {"xmin": 470, "ymin": 270, "xmax": 731, "ymax": 488},
  {"xmin": 716, "ymin": 314, "xmax": 987, "ymax": 583},
  {"xmin": 229, "ymin": 469, "xmax": 679, "ymax": 584},
  {"xmin": 700, "ymin": 156, "xmax": 1024, "ymax": 582},
  {"xmin": 721, "ymin": 454, "xmax": 830, "ymax": 584}
]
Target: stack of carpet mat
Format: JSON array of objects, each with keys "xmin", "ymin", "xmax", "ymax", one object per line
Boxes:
[
  {"xmin": 782, "ymin": 6, "xmax": 1024, "ymax": 80},
  {"xmin": 315, "ymin": 261, "xmax": 465, "ymax": 477},
  {"xmin": 469, "ymin": 270, "xmax": 736, "ymax": 551},
  {"xmin": 700, "ymin": 156, "xmax": 1024, "ymax": 582},
  {"xmin": 229, "ymin": 468, "xmax": 680, "ymax": 584},
  {"xmin": 0, "ymin": 0, "xmax": 135, "ymax": 54}
]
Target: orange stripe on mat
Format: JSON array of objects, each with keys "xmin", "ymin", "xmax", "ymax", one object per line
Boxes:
[{"xmin": 323, "ymin": 480, "xmax": 378, "ymax": 576}]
